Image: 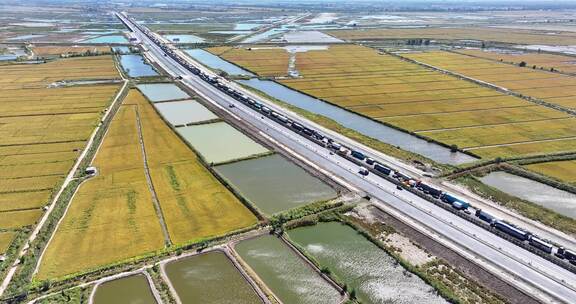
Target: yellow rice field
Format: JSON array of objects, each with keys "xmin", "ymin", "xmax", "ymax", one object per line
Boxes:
[
  {"xmin": 37, "ymin": 89, "xmax": 257, "ymax": 279},
  {"xmin": 0, "ymin": 209, "xmax": 43, "ymax": 229},
  {"xmin": 132, "ymin": 91, "xmax": 258, "ymax": 245},
  {"xmin": 213, "ymin": 44, "xmax": 576, "ymax": 160},
  {"xmin": 36, "ymin": 103, "xmax": 165, "ymax": 280},
  {"xmin": 0, "ymin": 231, "xmax": 17, "ymax": 254},
  {"xmin": 403, "ymin": 51, "xmax": 576, "ymax": 110},
  {"xmin": 32, "ymin": 46, "xmax": 111, "ymax": 57},
  {"xmin": 208, "ymin": 46, "xmax": 290, "ymax": 77},
  {"xmin": 524, "ymin": 160, "xmax": 576, "ymax": 185},
  {"xmin": 456, "ymin": 49, "xmax": 576, "ymax": 75},
  {"xmin": 329, "ymin": 27, "xmax": 576, "ymax": 45},
  {"xmin": 0, "ymin": 55, "xmax": 120, "ymax": 223}
]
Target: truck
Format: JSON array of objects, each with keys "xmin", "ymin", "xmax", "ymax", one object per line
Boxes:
[
  {"xmin": 475, "ymin": 209, "xmax": 495, "ymax": 224},
  {"xmin": 374, "ymin": 163, "xmax": 391, "ymax": 176},
  {"xmin": 351, "ymin": 150, "xmax": 366, "ymax": 161},
  {"xmin": 557, "ymin": 247, "xmax": 576, "ymax": 261},
  {"xmin": 493, "ymin": 221, "xmax": 531, "ymax": 241},
  {"xmin": 529, "ymin": 237, "xmax": 553, "ymax": 254},
  {"xmin": 440, "ymin": 193, "xmax": 469, "ymax": 209},
  {"xmin": 417, "ymin": 183, "xmax": 442, "ymax": 198}
]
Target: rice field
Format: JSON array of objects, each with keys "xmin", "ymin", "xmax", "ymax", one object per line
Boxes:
[
  {"xmin": 132, "ymin": 90, "xmax": 258, "ymax": 245},
  {"xmin": 214, "ymin": 44, "xmax": 576, "ymax": 160},
  {"xmin": 329, "ymin": 27, "xmax": 576, "ymax": 45},
  {"xmin": 208, "ymin": 46, "xmax": 290, "ymax": 77},
  {"xmin": 36, "ymin": 100, "xmax": 166, "ymax": 280},
  {"xmin": 0, "ymin": 55, "xmax": 120, "ymax": 229},
  {"xmin": 524, "ymin": 160, "xmax": 576, "ymax": 185},
  {"xmin": 0, "ymin": 231, "xmax": 17, "ymax": 254},
  {"xmin": 32, "ymin": 46, "xmax": 111, "ymax": 57},
  {"xmin": 403, "ymin": 51, "xmax": 576, "ymax": 110},
  {"xmin": 37, "ymin": 89, "xmax": 258, "ymax": 279},
  {"xmin": 456, "ymin": 49, "xmax": 576, "ymax": 75}
]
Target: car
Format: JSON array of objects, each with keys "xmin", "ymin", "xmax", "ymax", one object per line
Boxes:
[
  {"xmin": 396, "ymin": 185, "xmax": 403, "ymax": 190},
  {"xmin": 228, "ymin": 104, "xmax": 235, "ymax": 108}
]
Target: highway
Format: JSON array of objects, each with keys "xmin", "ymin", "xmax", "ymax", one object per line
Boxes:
[{"xmin": 118, "ymin": 12, "xmax": 576, "ymax": 303}]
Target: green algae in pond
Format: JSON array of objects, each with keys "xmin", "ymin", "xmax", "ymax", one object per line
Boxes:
[
  {"xmin": 288, "ymin": 222, "xmax": 448, "ymax": 304},
  {"xmin": 176, "ymin": 121, "xmax": 269, "ymax": 165},
  {"xmin": 214, "ymin": 154, "xmax": 337, "ymax": 215},
  {"xmin": 235, "ymin": 235, "xmax": 341, "ymax": 304},
  {"xmin": 164, "ymin": 251, "xmax": 262, "ymax": 304},
  {"xmin": 154, "ymin": 100, "xmax": 218, "ymax": 126},
  {"xmin": 93, "ymin": 274, "xmax": 157, "ymax": 304}
]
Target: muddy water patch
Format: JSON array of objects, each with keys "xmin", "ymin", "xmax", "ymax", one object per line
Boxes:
[
  {"xmin": 154, "ymin": 100, "xmax": 218, "ymax": 126},
  {"xmin": 164, "ymin": 251, "xmax": 262, "ymax": 303},
  {"xmin": 288, "ymin": 222, "xmax": 448, "ymax": 304},
  {"xmin": 480, "ymin": 171, "xmax": 576, "ymax": 219},
  {"xmin": 214, "ymin": 154, "xmax": 337, "ymax": 215},
  {"xmin": 93, "ymin": 274, "xmax": 157, "ymax": 304},
  {"xmin": 239, "ymin": 78, "xmax": 477, "ymax": 165},
  {"xmin": 235, "ymin": 235, "xmax": 341, "ymax": 304},
  {"xmin": 136, "ymin": 83, "xmax": 189, "ymax": 102},
  {"xmin": 176, "ymin": 121, "xmax": 269, "ymax": 164}
]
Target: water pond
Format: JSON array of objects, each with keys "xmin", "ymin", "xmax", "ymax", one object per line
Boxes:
[
  {"xmin": 136, "ymin": 83, "xmax": 189, "ymax": 102},
  {"xmin": 119, "ymin": 55, "xmax": 158, "ymax": 77},
  {"xmin": 235, "ymin": 235, "xmax": 341, "ymax": 304},
  {"xmin": 185, "ymin": 49, "xmax": 254, "ymax": 76},
  {"xmin": 6, "ymin": 34, "xmax": 45, "ymax": 41},
  {"xmin": 92, "ymin": 274, "xmax": 157, "ymax": 304},
  {"xmin": 82, "ymin": 35, "xmax": 128, "ymax": 44},
  {"xmin": 235, "ymin": 23, "xmax": 262, "ymax": 30},
  {"xmin": 239, "ymin": 78, "xmax": 477, "ymax": 165},
  {"xmin": 480, "ymin": 171, "xmax": 576, "ymax": 219},
  {"xmin": 288, "ymin": 222, "xmax": 448, "ymax": 304},
  {"xmin": 164, "ymin": 251, "xmax": 262, "ymax": 303},
  {"xmin": 0, "ymin": 55, "xmax": 17, "ymax": 61},
  {"xmin": 164, "ymin": 34, "xmax": 205, "ymax": 43},
  {"xmin": 113, "ymin": 46, "xmax": 131, "ymax": 54},
  {"xmin": 176, "ymin": 121, "xmax": 269, "ymax": 165},
  {"xmin": 154, "ymin": 100, "xmax": 218, "ymax": 126},
  {"xmin": 215, "ymin": 154, "xmax": 337, "ymax": 215}
]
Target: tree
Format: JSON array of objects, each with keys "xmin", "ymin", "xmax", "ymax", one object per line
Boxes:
[
  {"xmin": 450, "ymin": 144, "xmax": 458, "ymax": 153},
  {"xmin": 519, "ymin": 61, "xmax": 527, "ymax": 67}
]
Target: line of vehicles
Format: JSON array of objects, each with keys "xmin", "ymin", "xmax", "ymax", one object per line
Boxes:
[{"xmin": 121, "ymin": 12, "xmax": 576, "ymax": 268}]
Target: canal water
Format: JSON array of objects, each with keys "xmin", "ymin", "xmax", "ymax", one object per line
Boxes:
[
  {"xmin": 154, "ymin": 100, "xmax": 218, "ymax": 126},
  {"xmin": 136, "ymin": 83, "xmax": 190, "ymax": 102},
  {"xmin": 93, "ymin": 274, "xmax": 157, "ymax": 304},
  {"xmin": 214, "ymin": 154, "xmax": 337, "ymax": 215},
  {"xmin": 164, "ymin": 251, "xmax": 262, "ymax": 303},
  {"xmin": 164, "ymin": 34, "xmax": 205, "ymax": 43},
  {"xmin": 480, "ymin": 171, "xmax": 576, "ymax": 219},
  {"xmin": 235, "ymin": 235, "xmax": 341, "ymax": 304},
  {"xmin": 239, "ymin": 78, "xmax": 477, "ymax": 165},
  {"xmin": 119, "ymin": 55, "xmax": 158, "ymax": 77},
  {"xmin": 185, "ymin": 49, "xmax": 254, "ymax": 76},
  {"xmin": 176, "ymin": 121, "xmax": 269, "ymax": 164},
  {"xmin": 288, "ymin": 222, "xmax": 448, "ymax": 304},
  {"xmin": 82, "ymin": 35, "xmax": 128, "ymax": 43}
]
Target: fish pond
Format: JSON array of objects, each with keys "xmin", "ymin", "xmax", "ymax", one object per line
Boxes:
[
  {"xmin": 164, "ymin": 34, "xmax": 205, "ymax": 43},
  {"xmin": 176, "ymin": 121, "xmax": 269, "ymax": 165},
  {"xmin": 238, "ymin": 78, "xmax": 477, "ymax": 165},
  {"xmin": 288, "ymin": 222, "xmax": 447, "ymax": 304},
  {"xmin": 154, "ymin": 100, "xmax": 218, "ymax": 126},
  {"xmin": 480, "ymin": 171, "xmax": 576, "ymax": 219},
  {"xmin": 119, "ymin": 55, "xmax": 158, "ymax": 77},
  {"xmin": 82, "ymin": 35, "xmax": 128, "ymax": 43},
  {"xmin": 164, "ymin": 251, "xmax": 262, "ymax": 304},
  {"xmin": 136, "ymin": 83, "xmax": 189, "ymax": 102},
  {"xmin": 186, "ymin": 49, "xmax": 254, "ymax": 76},
  {"xmin": 92, "ymin": 274, "xmax": 157, "ymax": 304},
  {"xmin": 215, "ymin": 154, "xmax": 337, "ymax": 215},
  {"xmin": 235, "ymin": 235, "xmax": 341, "ymax": 304}
]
